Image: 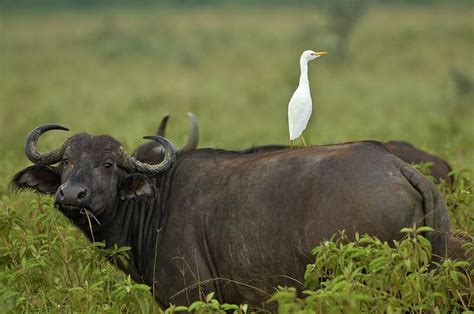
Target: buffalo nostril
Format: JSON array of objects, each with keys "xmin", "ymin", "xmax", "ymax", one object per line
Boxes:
[
  {"xmin": 59, "ymin": 188, "xmax": 64, "ymax": 197},
  {"xmin": 77, "ymin": 189, "xmax": 88, "ymax": 200}
]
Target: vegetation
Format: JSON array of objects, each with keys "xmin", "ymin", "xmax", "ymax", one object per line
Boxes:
[
  {"xmin": 270, "ymin": 228, "xmax": 473, "ymax": 312},
  {"xmin": 322, "ymin": 0, "xmax": 371, "ymax": 61},
  {"xmin": 1, "ymin": 4, "xmax": 473, "ymax": 313}
]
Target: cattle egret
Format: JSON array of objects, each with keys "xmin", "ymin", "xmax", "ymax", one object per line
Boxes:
[{"xmin": 288, "ymin": 50, "xmax": 327, "ymax": 146}]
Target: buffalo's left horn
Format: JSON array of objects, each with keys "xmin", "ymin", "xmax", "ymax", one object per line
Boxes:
[
  {"xmin": 24, "ymin": 124, "xmax": 69, "ymax": 165},
  {"xmin": 118, "ymin": 135, "xmax": 176, "ymax": 176}
]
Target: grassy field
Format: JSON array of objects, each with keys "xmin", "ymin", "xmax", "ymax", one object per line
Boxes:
[{"xmin": 0, "ymin": 4, "xmax": 473, "ymax": 312}]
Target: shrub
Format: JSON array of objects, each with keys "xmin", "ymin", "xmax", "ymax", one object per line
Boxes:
[
  {"xmin": 269, "ymin": 227, "xmax": 473, "ymax": 312},
  {"xmin": 0, "ymin": 198, "xmax": 160, "ymax": 313}
]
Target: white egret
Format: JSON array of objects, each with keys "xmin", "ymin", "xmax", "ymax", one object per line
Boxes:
[{"xmin": 288, "ymin": 50, "xmax": 327, "ymax": 146}]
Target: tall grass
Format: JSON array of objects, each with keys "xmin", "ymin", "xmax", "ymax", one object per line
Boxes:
[{"xmin": 1, "ymin": 6, "xmax": 472, "ymax": 165}]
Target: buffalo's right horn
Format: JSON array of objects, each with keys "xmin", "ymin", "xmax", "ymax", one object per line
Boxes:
[
  {"xmin": 24, "ymin": 124, "xmax": 69, "ymax": 165},
  {"xmin": 118, "ymin": 135, "xmax": 176, "ymax": 176}
]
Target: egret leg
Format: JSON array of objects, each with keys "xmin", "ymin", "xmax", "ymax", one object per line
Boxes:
[
  {"xmin": 289, "ymin": 140, "xmax": 294, "ymax": 149},
  {"xmin": 301, "ymin": 135, "xmax": 307, "ymax": 147}
]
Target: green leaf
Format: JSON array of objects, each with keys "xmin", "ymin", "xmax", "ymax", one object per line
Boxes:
[
  {"xmin": 173, "ymin": 305, "xmax": 189, "ymax": 312},
  {"xmin": 187, "ymin": 301, "xmax": 205, "ymax": 311},
  {"xmin": 415, "ymin": 226, "xmax": 434, "ymax": 233},
  {"xmin": 205, "ymin": 292, "xmax": 215, "ymax": 302},
  {"xmin": 221, "ymin": 303, "xmax": 239, "ymax": 310},
  {"xmin": 132, "ymin": 284, "xmax": 151, "ymax": 291}
]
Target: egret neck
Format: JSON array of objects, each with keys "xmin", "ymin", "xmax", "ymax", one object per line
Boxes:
[{"xmin": 299, "ymin": 57, "xmax": 310, "ymax": 86}]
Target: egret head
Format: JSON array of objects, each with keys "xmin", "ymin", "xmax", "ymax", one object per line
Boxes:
[{"xmin": 301, "ymin": 50, "xmax": 328, "ymax": 63}]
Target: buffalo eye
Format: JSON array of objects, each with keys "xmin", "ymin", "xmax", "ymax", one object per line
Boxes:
[
  {"xmin": 104, "ymin": 162, "xmax": 113, "ymax": 169},
  {"xmin": 62, "ymin": 159, "xmax": 70, "ymax": 166}
]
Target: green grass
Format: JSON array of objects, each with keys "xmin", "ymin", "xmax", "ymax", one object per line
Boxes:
[
  {"xmin": 0, "ymin": 4, "xmax": 473, "ymax": 312},
  {"xmin": 1, "ymin": 6, "xmax": 473, "ymax": 163}
]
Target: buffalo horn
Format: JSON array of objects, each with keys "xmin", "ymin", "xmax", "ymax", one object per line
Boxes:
[
  {"xmin": 156, "ymin": 112, "xmax": 198, "ymax": 153},
  {"xmin": 180, "ymin": 112, "xmax": 199, "ymax": 153},
  {"xmin": 24, "ymin": 124, "xmax": 69, "ymax": 165},
  {"xmin": 118, "ymin": 135, "xmax": 176, "ymax": 176},
  {"xmin": 156, "ymin": 114, "xmax": 170, "ymax": 137}
]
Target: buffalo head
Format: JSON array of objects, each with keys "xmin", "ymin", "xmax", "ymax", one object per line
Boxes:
[{"xmin": 12, "ymin": 124, "xmax": 176, "ymax": 226}]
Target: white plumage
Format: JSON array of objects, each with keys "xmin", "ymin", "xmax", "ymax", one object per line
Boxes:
[
  {"xmin": 288, "ymin": 85, "xmax": 312, "ymax": 141},
  {"xmin": 288, "ymin": 50, "xmax": 327, "ymax": 144}
]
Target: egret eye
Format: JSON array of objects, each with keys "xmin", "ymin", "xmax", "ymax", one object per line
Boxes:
[{"xmin": 104, "ymin": 162, "xmax": 113, "ymax": 169}]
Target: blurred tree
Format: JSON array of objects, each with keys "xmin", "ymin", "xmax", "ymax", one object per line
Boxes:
[
  {"xmin": 323, "ymin": 0, "xmax": 371, "ymax": 62},
  {"xmin": 451, "ymin": 67, "xmax": 473, "ymax": 97}
]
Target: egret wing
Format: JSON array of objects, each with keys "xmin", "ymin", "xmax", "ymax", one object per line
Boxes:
[{"xmin": 288, "ymin": 87, "xmax": 312, "ymax": 140}]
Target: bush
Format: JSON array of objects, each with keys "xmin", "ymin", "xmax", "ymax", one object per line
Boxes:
[
  {"xmin": 0, "ymin": 198, "xmax": 160, "ymax": 313},
  {"xmin": 269, "ymin": 227, "xmax": 473, "ymax": 312}
]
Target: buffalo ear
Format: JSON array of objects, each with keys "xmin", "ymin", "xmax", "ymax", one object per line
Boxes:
[
  {"xmin": 11, "ymin": 165, "xmax": 61, "ymax": 195},
  {"xmin": 119, "ymin": 174, "xmax": 155, "ymax": 201}
]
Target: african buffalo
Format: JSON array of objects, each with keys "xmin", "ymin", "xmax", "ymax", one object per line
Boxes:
[
  {"xmin": 384, "ymin": 141, "xmax": 453, "ymax": 184},
  {"xmin": 142, "ymin": 114, "xmax": 453, "ymax": 184},
  {"xmin": 12, "ymin": 124, "xmax": 450, "ymax": 309}
]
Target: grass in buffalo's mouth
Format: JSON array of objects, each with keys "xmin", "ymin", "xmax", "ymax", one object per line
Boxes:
[{"xmin": 80, "ymin": 208, "xmax": 101, "ymax": 242}]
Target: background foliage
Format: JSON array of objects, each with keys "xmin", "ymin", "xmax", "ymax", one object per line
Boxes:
[{"xmin": 0, "ymin": 1, "xmax": 473, "ymax": 312}]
